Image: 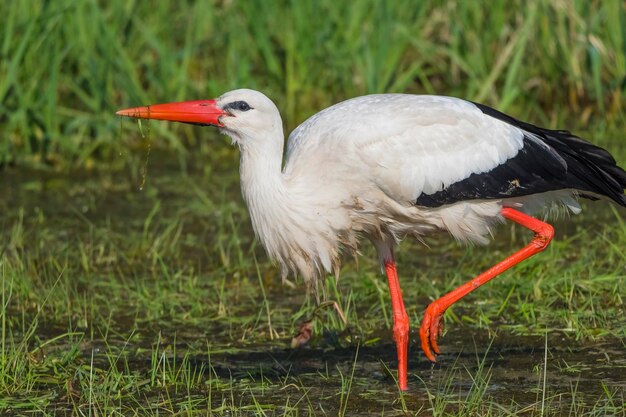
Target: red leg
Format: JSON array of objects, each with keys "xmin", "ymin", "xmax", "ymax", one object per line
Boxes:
[
  {"xmin": 419, "ymin": 207, "xmax": 555, "ymax": 362},
  {"xmin": 384, "ymin": 258, "xmax": 409, "ymax": 390}
]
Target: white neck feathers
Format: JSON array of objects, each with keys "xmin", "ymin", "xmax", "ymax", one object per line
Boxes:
[{"xmin": 237, "ymin": 131, "xmax": 340, "ymax": 288}]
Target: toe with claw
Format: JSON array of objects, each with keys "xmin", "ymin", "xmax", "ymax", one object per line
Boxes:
[{"xmin": 419, "ymin": 302, "xmax": 445, "ymax": 362}]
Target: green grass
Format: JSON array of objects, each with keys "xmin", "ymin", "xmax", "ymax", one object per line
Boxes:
[
  {"xmin": 1, "ymin": 156, "xmax": 625, "ymax": 415},
  {"xmin": 1, "ymin": 0, "xmax": 625, "ymax": 168},
  {"xmin": 1, "ymin": 0, "xmax": 626, "ymax": 415}
]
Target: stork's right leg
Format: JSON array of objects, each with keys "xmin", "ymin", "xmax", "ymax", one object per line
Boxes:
[{"xmin": 384, "ymin": 258, "xmax": 409, "ymax": 391}]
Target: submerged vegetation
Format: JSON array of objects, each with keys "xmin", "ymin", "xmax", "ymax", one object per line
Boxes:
[
  {"xmin": 1, "ymin": 0, "xmax": 625, "ymax": 415},
  {"xmin": 2, "ymin": 164, "xmax": 625, "ymax": 415}
]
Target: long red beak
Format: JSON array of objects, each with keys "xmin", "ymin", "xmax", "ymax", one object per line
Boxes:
[{"xmin": 116, "ymin": 99, "xmax": 227, "ymax": 127}]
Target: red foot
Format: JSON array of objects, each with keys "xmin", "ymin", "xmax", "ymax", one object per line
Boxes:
[{"xmin": 418, "ymin": 302, "xmax": 444, "ymax": 362}]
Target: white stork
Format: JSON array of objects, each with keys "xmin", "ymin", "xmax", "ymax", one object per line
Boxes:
[{"xmin": 117, "ymin": 90, "xmax": 626, "ymax": 391}]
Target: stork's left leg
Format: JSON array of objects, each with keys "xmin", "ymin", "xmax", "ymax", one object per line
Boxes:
[
  {"xmin": 384, "ymin": 258, "xmax": 409, "ymax": 391},
  {"xmin": 419, "ymin": 207, "xmax": 554, "ymax": 362}
]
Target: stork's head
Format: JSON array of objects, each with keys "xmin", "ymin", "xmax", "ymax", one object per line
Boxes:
[{"xmin": 116, "ymin": 89, "xmax": 283, "ymax": 149}]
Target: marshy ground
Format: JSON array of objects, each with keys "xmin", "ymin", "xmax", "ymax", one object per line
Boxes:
[
  {"xmin": 2, "ymin": 149, "xmax": 624, "ymax": 416},
  {"xmin": 2, "ymin": 1, "xmax": 626, "ymax": 415}
]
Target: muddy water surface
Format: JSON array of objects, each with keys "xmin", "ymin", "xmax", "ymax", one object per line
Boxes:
[{"xmin": 2, "ymin": 153, "xmax": 625, "ymax": 415}]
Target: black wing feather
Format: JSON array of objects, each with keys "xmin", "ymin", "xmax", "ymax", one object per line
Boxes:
[{"xmin": 415, "ymin": 102, "xmax": 626, "ymax": 208}]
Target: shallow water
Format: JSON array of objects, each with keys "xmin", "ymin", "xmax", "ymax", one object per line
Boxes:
[
  {"xmin": 196, "ymin": 333, "xmax": 625, "ymax": 411},
  {"xmin": 2, "ymin": 152, "xmax": 625, "ymax": 415}
]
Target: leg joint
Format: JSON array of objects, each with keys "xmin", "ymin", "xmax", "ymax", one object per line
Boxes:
[
  {"xmin": 533, "ymin": 222, "xmax": 554, "ymax": 250},
  {"xmin": 501, "ymin": 207, "xmax": 554, "ymax": 250},
  {"xmin": 393, "ymin": 314, "xmax": 410, "ymax": 341}
]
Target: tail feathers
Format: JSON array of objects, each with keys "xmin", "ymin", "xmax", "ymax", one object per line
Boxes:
[{"xmin": 542, "ymin": 129, "xmax": 626, "ymax": 207}]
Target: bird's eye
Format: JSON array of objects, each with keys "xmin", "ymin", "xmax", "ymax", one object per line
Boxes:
[{"xmin": 228, "ymin": 101, "xmax": 252, "ymax": 112}]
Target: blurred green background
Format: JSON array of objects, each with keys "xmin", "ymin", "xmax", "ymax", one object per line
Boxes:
[{"xmin": 1, "ymin": 0, "xmax": 624, "ymax": 169}]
